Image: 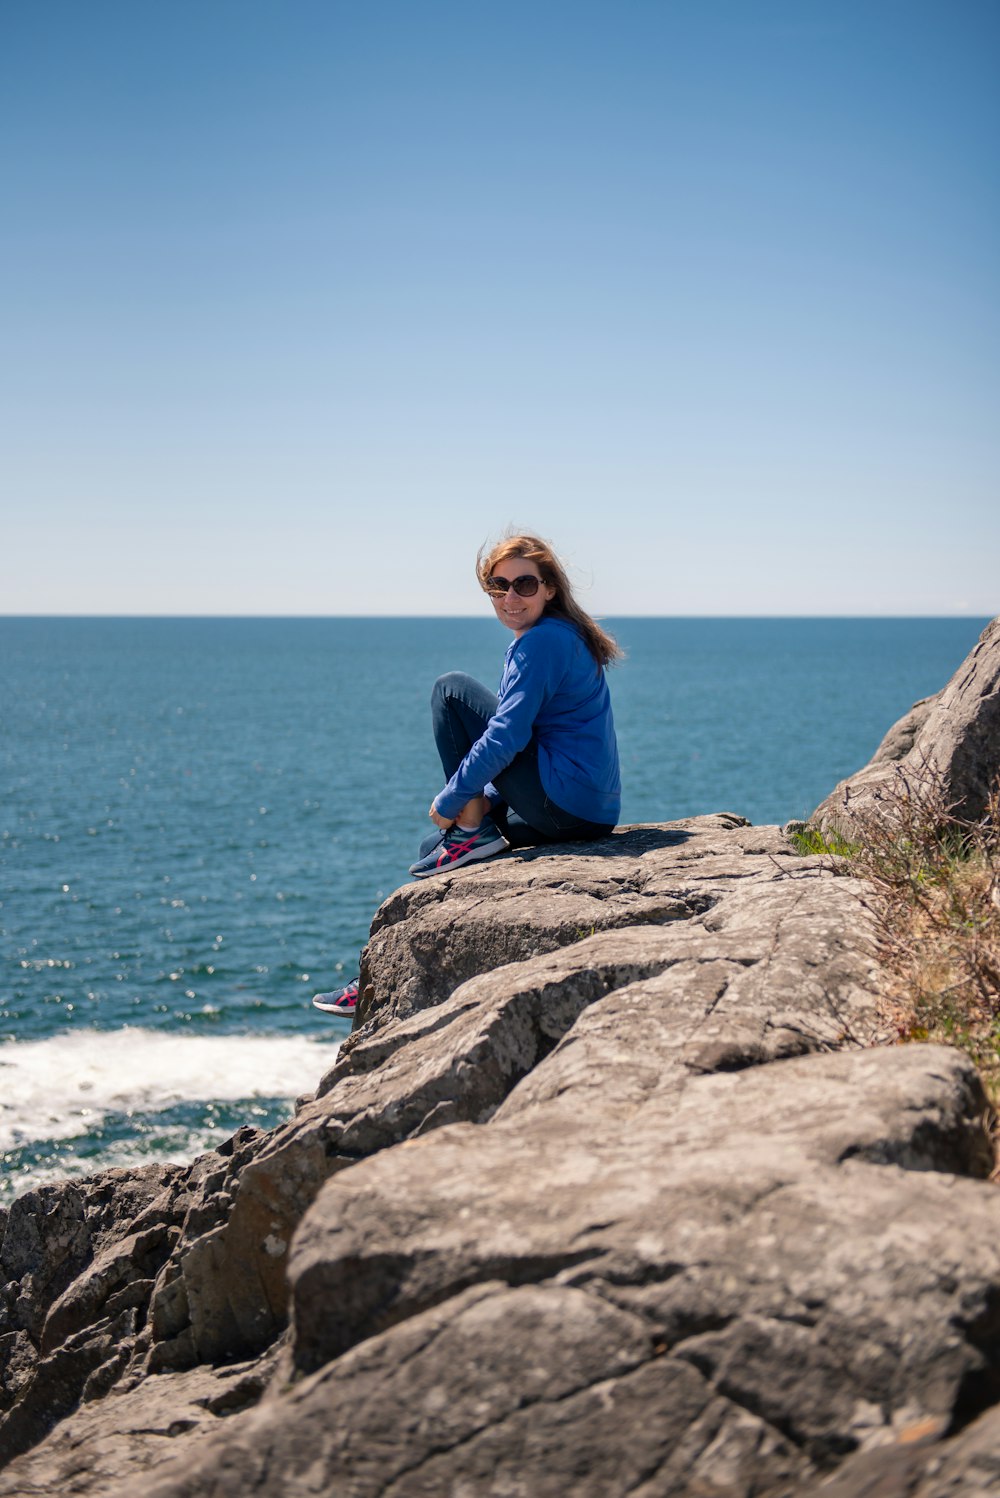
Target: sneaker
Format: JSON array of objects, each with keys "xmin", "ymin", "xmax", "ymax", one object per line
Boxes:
[
  {"xmin": 417, "ymin": 825, "xmax": 448, "ymax": 859},
  {"xmin": 312, "ymin": 979, "xmax": 358, "ymax": 1016},
  {"xmin": 408, "ymin": 817, "xmax": 509, "ymax": 878}
]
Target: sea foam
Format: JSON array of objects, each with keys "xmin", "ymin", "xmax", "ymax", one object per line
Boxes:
[{"xmin": 0, "ymin": 1026, "xmax": 338, "ymax": 1153}]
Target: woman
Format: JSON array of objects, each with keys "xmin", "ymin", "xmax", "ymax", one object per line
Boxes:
[{"xmin": 313, "ymin": 533, "xmax": 621, "ymax": 1015}]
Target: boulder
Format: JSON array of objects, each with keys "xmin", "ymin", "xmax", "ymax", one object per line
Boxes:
[
  {"xmin": 813, "ymin": 616, "xmax": 1000, "ymax": 839},
  {"xmin": 75, "ymin": 1043, "xmax": 1000, "ymax": 1498},
  {"xmin": 136, "ymin": 817, "xmax": 879, "ymax": 1375}
]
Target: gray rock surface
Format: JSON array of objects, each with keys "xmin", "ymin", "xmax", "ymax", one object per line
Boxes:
[
  {"xmin": 803, "ymin": 1401, "xmax": 1000, "ymax": 1495},
  {"xmin": 0, "ymin": 1349, "xmax": 282, "ymax": 1496},
  {"xmin": 1, "ymin": 810, "xmax": 998, "ymax": 1495},
  {"xmin": 813, "ymin": 616, "xmax": 1000, "ymax": 839},
  {"xmin": 350, "ymin": 819, "xmax": 731, "ymax": 1035},
  {"xmin": 136, "ymin": 816, "xmax": 863, "ymax": 1375},
  {"xmin": 0, "ymin": 1163, "xmax": 193, "ymax": 1463},
  {"xmin": 121, "ymin": 1044, "xmax": 998, "ymax": 1498}
]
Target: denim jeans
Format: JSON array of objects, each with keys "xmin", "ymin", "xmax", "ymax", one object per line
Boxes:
[{"xmin": 430, "ymin": 672, "xmax": 614, "ymax": 850}]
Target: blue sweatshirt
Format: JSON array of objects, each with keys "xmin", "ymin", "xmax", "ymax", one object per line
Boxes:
[{"xmin": 433, "ymin": 615, "xmax": 621, "ymax": 825}]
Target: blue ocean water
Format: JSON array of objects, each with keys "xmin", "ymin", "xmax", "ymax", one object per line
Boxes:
[{"xmin": 0, "ymin": 615, "xmax": 989, "ymax": 1200}]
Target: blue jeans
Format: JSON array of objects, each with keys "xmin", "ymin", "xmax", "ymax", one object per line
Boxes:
[{"xmin": 429, "ymin": 672, "xmax": 614, "ymax": 850}]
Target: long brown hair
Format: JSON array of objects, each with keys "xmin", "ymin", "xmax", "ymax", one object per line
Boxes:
[{"xmin": 477, "ymin": 533, "xmax": 623, "ymax": 669}]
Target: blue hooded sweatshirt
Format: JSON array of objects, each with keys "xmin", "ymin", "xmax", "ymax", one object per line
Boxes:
[{"xmin": 433, "ymin": 615, "xmax": 621, "ymax": 825}]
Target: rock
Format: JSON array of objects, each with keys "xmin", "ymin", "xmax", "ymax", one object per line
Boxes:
[
  {"xmin": 286, "ymin": 1042, "xmax": 995, "ymax": 1379},
  {"xmin": 869, "ymin": 694, "xmax": 941, "ymax": 765},
  {"xmin": 68, "ymin": 1043, "xmax": 1000, "ymax": 1498},
  {"xmin": 0, "ymin": 1164, "xmax": 189, "ymax": 1353},
  {"xmin": 0, "ymin": 1159, "xmax": 223, "ymax": 1462},
  {"xmin": 0, "ymin": 1309, "xmax": 139, "ymax": 1468},
  {"xmin": 0, "ymin": 1348, "xmax": 283, "ymax": 1495},
  {"xmin": 813, "ymin": 616, "xmax": 1000, "ymax": 839},
  {"xmin": 124, "ymin": 1282, "xmax": 811, "ymax": 1498},
  {"xmin": 802, "ymin": 1400, "xmax": 1000, "ymax": 1495},
  {"xmin": 2, "ymin": 801, "xmax": 998, "ymax": 1495},
  {"xmin": 139, "ymin": 817, "xmax": 868, "ymax": 1372},
  {"xmin": 350, "ymin": 817, "xmax": 741, "ymax": 1036}
]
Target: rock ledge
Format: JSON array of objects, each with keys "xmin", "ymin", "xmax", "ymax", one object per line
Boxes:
[{"xmin": 1, "ymin": 811, "xmax": 998, "ymax": 1496}]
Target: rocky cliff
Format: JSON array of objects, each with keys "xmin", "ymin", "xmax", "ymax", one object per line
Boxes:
[
  {"xmin": 812, "ymin": 615, "xmax": 1000, "ymax": 841},
  {"xmin": 2, "ymin": 623, "xmax": 1000, "ymax": 1497}
]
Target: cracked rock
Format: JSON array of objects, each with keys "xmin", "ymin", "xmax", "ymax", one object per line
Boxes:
[
  {"xmin": 813, "ymin": 615, "xmax": 1000, "ymax": 839},
  {"xmin": 1, "ymin": 809, "xmax": 998, "ymax": 1496}
]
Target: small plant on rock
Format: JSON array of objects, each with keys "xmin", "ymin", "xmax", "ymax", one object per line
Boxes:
[
  {"xmin": 823, "ymin": 762, "xmax": 1000, "ymax": 1101},
  {"xmin": 787, "ymin": 824, "xmax": 857, "ymax": 859}
]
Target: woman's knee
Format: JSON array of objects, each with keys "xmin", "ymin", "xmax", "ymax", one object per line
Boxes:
[{"xmin": 431, "ymin": 671, "xmax": 476, "ymax": 706}]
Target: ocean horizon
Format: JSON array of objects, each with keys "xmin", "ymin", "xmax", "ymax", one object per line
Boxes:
[{"xmin": 3, "ymin": 613, "xmax": 989, "ymax": 620}]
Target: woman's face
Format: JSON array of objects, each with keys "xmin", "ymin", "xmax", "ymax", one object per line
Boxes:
[{"xmin": 487, "ymin": 557, "xmax": 556, "ymax": 637}]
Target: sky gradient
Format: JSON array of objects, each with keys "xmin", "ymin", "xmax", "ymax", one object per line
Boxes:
[{"xmin": 3, "ymin": 0, "xmax": 998, "ymax": 616}]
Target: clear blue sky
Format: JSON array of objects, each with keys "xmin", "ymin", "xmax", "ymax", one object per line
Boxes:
[{"xmin": 3, "ymin": 0, "xmax": 997, "ymax": 616}]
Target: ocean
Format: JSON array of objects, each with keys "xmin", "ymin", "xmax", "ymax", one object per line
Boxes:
[{"xmin": 0, "ymin": 615, "xmax": 989, "ymax": 1202}]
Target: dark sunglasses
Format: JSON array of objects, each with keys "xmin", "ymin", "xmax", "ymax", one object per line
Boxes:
[{"xmin": 484, "ymin": 574, "xmax": 542, "ymax": 598}]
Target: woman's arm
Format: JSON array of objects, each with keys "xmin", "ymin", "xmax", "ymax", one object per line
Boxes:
[{"xmin": 432, "ymin": 633, "xmax": 566, "ymax": 820}]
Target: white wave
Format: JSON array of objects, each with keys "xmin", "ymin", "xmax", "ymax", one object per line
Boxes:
[{"xmin": 0, "ymin": 1027, "xmax": 339, "ymax": 1153}]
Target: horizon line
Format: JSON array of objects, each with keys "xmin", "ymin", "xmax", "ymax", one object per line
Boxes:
[{"xmin": 0, "ymin": 612, "xmax": 994, "ymax": 623}]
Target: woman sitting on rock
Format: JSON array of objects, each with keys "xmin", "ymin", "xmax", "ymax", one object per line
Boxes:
[{"xmin": 313, "ymin": 532, "xmax": 622, "ymax": 1017}]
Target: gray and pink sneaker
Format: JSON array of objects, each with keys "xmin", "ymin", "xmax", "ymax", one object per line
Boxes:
[
  {"xmin": 312, "ymin": 980, "xmax": 358, "ymax": 1016},
  {"xmin": 408, "ymin": 816, "xmax": 509, "ymax": 878}
]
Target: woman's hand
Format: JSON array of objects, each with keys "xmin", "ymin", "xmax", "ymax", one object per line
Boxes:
[{"xmin": 429, "ymin": 804, "xmax": 455, "ymax": 830}]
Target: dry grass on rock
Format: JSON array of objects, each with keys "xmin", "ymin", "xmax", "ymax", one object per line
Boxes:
[{"xmin": 799, "ymin": 765, "xmax": 1000, "ymax": 1106}]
